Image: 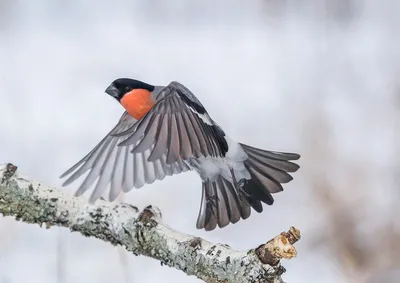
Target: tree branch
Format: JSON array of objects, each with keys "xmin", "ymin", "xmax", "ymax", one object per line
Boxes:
[{"xmin": 0, "ymin": 163, "xmax": 300, "ymax": 283}]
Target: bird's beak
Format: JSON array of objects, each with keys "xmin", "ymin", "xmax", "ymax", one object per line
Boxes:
[{"xmin": 105, "ymin": 84, "xmax": 120, "ymax": 99}]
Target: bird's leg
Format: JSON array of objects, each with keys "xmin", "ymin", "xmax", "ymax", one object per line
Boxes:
[
  {"xmin": 237, "ymin": 178, "xmax": 247, "ymax": 188},
  {"xmin": 229, "ymin": 168, "xmax": 251, "ymax": 202},
  {"xmin": 237, "ymin": 186, "xmax": 252, "ymax": 203}
]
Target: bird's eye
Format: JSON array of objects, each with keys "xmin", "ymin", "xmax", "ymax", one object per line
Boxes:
[{"xmin": 125, "ymin": 86, "xmax": 131, "ymax": 91}]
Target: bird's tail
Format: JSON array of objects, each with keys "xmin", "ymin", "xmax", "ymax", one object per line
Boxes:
[{"xmin": 196, "ymin": 143, "xmax": 300, "ymax": 231}]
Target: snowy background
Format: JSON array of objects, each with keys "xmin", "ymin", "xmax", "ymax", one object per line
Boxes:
[{"xmin": 0, "ymin": 1, "xmax": 399, "ymax": 282}]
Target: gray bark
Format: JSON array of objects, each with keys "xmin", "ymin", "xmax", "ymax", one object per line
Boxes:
[{"xmin": 0, "ymin": 163, "xmax": 300, "ymax": 283}]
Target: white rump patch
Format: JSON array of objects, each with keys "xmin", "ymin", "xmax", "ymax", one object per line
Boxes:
[{"xmin": 186, "ymin": 136, "xmax": 250, "ymax": 182}]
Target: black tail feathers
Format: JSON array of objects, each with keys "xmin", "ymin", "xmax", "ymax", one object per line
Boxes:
[{"xmin": 196, "ymin": 143, "xmax": 300, "ymax": 231}]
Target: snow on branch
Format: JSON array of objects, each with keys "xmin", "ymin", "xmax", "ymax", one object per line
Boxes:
[{"xmin": 0, "ymin": 163, "xmax": 300, "ymax": 283}]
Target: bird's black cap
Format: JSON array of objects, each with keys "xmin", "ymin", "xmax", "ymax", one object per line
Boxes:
[{"xmin": 105, "ymin": 78, "xmax": 155, "ymax": 101}]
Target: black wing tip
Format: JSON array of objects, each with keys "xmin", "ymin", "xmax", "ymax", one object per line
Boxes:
[{"xmin": 253, "ymin": 204, "xmax": 264, "ymax": 213}]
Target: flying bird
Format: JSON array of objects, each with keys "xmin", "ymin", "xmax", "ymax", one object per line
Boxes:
[{"xmin": 60, "ymin": 78, "xmax": 300, "ymax": 231}]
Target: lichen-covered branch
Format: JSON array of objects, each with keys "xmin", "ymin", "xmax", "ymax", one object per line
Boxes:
[{"xmin": 0, "ymin": 163, "xmax": 300, "ymax": 283}]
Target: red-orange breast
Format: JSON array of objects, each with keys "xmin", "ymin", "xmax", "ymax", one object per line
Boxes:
[
  {"xmin": 60, "ymin": 78, "xmax": 301, "ymax": 232},
  {"xmin": 120, "ymin": 89, "xmax": 155, "ymax": 120}
]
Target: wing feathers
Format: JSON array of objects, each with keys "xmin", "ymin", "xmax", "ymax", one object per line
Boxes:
[
  {"xmin": 148, "ymin": 114, "xmax": 169, "ymax": 162},
  {"xmin": 134, "ymin": 151, "xmax": 145, "ymax": 188},
  {"xmin": 109, "ymin": 146, "xmax": 124, "ymax": 200},
  {"xmin": 61, "ymin": 111, "xmax": 190, "ymax": 202},
  {"xmin": 181, "ymin": 111, "xmax": 201, "ymax": 158},
  {"xmin": 175, "ymin": 113, "xmax": 192, "ymax": 159},
  {"xmin": 240, "ymin": 143, "xmax": 300, "ymax": 162},
  {"xmin": 131, "ymin": 114, "xmax": 159, "ymax": 153},
  {"xmin": 215, "ymin": 177, "xmax": 229, "ymax": 228},
  {"xmin": 74, "ymin": 138, "xmax": 115, "ymax": 196},
  {"xmin": 166, "ymin": 114, "xmax": 180, "ymax": 164},
  {"xmin": 61, "ymin": 81, "xmax": 229, "ymax": 203},
  {"xmin": 196, "ymin": 176, "xmax": 253, "ymax": 230},
  {"xmin": 186, "ymin": 110, "xmax": 209, "ymax": 157},
  {"xmin": 122, "ymin": 146, "xmax": 134, "ymax": 192},
  {"xmin": 220, "ymin": 178, "xmax": 241, "ymax": 223}
]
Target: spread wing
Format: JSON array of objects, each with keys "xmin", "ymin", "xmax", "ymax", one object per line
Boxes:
[
  {"xmin": 60, "ymin": 112, "xmax": 190, "ymax": 202},
  {"xmin": 61, "ymin": 81, "xmax": 229, "ymax": 203},
  {"xmin": 116, "ymin": 81, "xmax": 229, "ymax": 163}
]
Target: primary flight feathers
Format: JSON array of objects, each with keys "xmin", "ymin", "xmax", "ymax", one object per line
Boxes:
[{"xmin": 61, "ymin": 79, "xmax": 300, "ymax": 231}]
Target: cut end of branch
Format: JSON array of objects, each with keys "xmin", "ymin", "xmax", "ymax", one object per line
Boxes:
[
  {"xmin": 0, "ymin": 163, "xmax": 299, "ymax": 283},
  {"xmin": 255, "ymin": 226, "xmax": 301, "ymax": 266}
]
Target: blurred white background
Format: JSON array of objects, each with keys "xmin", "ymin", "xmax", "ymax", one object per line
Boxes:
[{"xmin": 0, "ymin": 0, "xmax": 399, "ymax": 282}]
